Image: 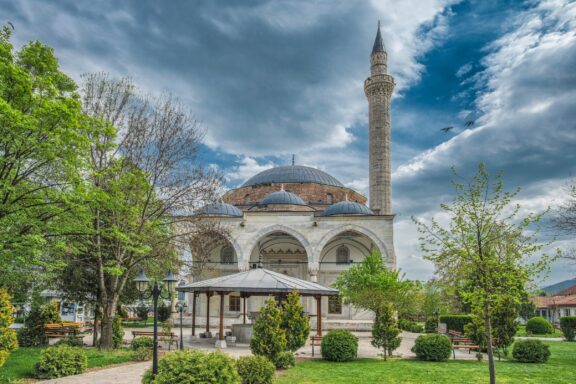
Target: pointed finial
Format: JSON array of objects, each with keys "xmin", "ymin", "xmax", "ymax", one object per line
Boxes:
[
  {"xmin": 372, "ymin": 19, "xmax": 385, "ymax": 53},
  {"xmin": 344, "ymin": 193, "xmax": 349, "ymax": 201},
  {"xmin": 280, "ymin": 183, "xmax": 285, "ymax": 191}
]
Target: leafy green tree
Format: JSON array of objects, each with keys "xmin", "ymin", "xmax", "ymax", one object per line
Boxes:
[
  {"xmin": 0, "ymin": 26, "xmax": 90, "ymax": 294},
  {"xmin": 281, "ymin": 291, "xmax": 310, "ymax": 352},
  {"xmin": 250, "ymin": 297, "xmax": 286, "ymax": 362},
  {"xmin": 0, "ymin": 289, "xmax": 18, "ymax": 367},
  {"xmin": 371, "ymin": 302, "xmax": 401, "ymax": 360},
  {"xmin": 414, "ymin": 164, "xmax": 552, "ymax": 384}
]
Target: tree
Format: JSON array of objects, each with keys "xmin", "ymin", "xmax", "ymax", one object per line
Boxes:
[
  {"xmin": 0, "ymin": 289, "xmax": 18, "ymax": 367},
  {"xmin": 250, "ymin": 297, "xmax": 287, "ymax": 362},
  {"xmin": 413, "ymin": 164, "xmax": 551, "ymax": 384},
  {"xmin": 0, "ymin": 26, "xmax": 90, "ymax": 295},
  {"xmin": 334, "ymin": 251, "xmax": 418, "ymax": 315},
  {"xmin": 552, "ymin": 183, "xmax": 576, "ymax": 264},
  {"xmin": 281, "ymin": 291, "xmax": 310, "ymax": 352},
  {"xmin": 62, "ymin": 73, "xmax": 220, "ymax": 349},
  {"xmin": 371, "ymin": 302, "xmax": 401, "ymax": 360}
]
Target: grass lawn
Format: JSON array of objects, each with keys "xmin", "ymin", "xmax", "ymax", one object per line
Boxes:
[
  {"xmin": 275, "ymin": 341, "xmax": 576, "ymax": 384},
  {"xmin": 515, "ymin": 325, "xmax": 564, "ymax": 338},
  {"xmin": 0, "ymin": 347, "xmax": 135, "ymax": 383}
]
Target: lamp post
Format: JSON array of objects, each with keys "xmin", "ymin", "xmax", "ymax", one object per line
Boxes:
[
  {"xmin": 175, "ymin": 301, "xmax": 188, "ymax": 350},
  {"xmin": 133, "ymin": 270, "xmax": 178, "ymax": 376}
]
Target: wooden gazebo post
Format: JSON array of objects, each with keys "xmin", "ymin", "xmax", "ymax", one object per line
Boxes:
[
  {"xmin": 315, "ymin": 295, "xmax": 322, "ymax": 336},
  {"xmin": 191, "ymin": 292, "xmax": 197, "ymax": 337},
  {"xmin": 242, "ymin": 295, "xmax": 247, "ymax": 324},
  {"xmin": 206, "ymin": 291, "xmax": 212, "ymax": 335},
  {"xmin": 215, "ymin": 292, "xmax": 227, "ymax": 348}
]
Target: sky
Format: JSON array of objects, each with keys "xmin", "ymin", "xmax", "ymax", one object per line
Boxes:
[{"xmin": 3, "ymin": 0, "xmax": 575, "ymax": 285}]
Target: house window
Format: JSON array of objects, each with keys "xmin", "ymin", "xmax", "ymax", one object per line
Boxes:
[
  {"xmin": 565, "ymin": 309, "xmax": 571, "ymax": 317},
  {"xmin": 243, "ymin": 194, "xmax": 251, "ymax": 204},
  {"xmin": 327, "ymin": 193, "xmax": 333, "ymax": 204},
  {"xmin": 229, "ymin": 296, "xmax": 240, "ymax": 312},
  {"xmin": 220, "ymin": 246, "xmax": 234, "ymax": 264},
  {"xmin": 336, "ymin": 245, "xmax": 350, "ymax": 264},
  {"xmin": 328, "ymin": 296, "xmax": 342, "ymax": 314}
]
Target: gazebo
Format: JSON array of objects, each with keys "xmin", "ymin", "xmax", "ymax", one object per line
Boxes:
[{"xmin": 176, "ymin": 267, "xmax": 339, "ymax": 348}]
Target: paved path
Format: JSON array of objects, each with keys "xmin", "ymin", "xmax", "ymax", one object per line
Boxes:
[{"xmin": 38, "ymin": 331, "xmax": 476, "ymax": 383}]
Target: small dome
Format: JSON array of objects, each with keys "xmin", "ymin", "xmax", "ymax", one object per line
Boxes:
[
  {"xmin": 322, "ymin": 201, "xmax": 374, "ymax": 216},
  {"xmin": 197, "ymin": 203, "xmax": 243, "ymax": 217},
  {"xmin": 242, "ymin": 165, "xmax": 344, "ymax": 188},
  {"xmin": 261, "ymin": 190, "xmax": 306, "ymax": 206}
]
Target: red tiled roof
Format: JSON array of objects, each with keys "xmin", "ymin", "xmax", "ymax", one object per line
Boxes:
[{"xmin": 531, "ymin": 295, "xmax": 576, "ymax": 308}]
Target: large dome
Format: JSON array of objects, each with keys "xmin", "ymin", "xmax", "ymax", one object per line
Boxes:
[
  {"xmin": 322, "ymin": 201, "xmax": 374, "ymax": 217},
  {"xmin": 196, "ymin": 202, "xmax": 243, "ymax": 217},
  {"xmin": 242, "ymin": 165, "xmax": 344, "ymax": 188},
  {"xmin": 261, "ymin": 190, "xmax": 306, "ymax": 206}
]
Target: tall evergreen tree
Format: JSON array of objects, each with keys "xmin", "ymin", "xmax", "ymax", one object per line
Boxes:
[
  {"xmin": 250, "ymin": 297, "xmax": 287, "ymax": 362},
  {"xmin": 281, "ymin": 291, "xmax": 310, "ymax": 352}
]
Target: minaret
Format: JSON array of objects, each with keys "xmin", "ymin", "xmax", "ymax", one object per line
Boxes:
[{"xmin": 364, "ymin": 21, "xmax": 395, "ymax": 215}]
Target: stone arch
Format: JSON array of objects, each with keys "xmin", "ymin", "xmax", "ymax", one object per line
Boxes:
[
  {"xmin": 243, "ymin": 224, "xmax": 314, "ymax": 264},
  {"xmin": 316, "ymin": 224, "xmax": 391, "ymax": 266}
]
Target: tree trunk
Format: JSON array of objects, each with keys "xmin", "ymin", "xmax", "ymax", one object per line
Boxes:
[
  {"xmin": 484, "ymin": 302, "xmax": 496, "ymax": 384},
  {"xmin": 92, "ymin": 302, "xmax": 99, "ymax": 347},
  {"xmin": 99, "ymin": 299, "xmax": 117, "ymax": 350}
]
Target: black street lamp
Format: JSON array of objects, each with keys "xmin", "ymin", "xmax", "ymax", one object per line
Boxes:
[
  {"xmin": 133, "ymin": 270, "xmax": 178, "ymax": 376},
  {"xmin": 175, "ymin": 301, "xmax": 188, "ymax": 350}
]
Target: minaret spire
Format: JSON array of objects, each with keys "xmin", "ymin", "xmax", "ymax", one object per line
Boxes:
[{"xmin": 364, "ymin": 20, "xmax": 395, "ymax": 215}]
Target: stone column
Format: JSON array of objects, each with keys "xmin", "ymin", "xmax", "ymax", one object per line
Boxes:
[{"xmin": 308, "ymin": 261, "xmax": 319, "ymax": 283}]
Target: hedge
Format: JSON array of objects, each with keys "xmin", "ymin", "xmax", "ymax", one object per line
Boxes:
[
  {"xmin": 411, "ymin": 334, "xmax": 452, "ymax": 361},
  {"xmin": 560, "ymin": 316, "xmax": 576, "ymax": 341},
  {"xmin": 439, "ymin": 315, "xmax": 473, "ymax": 333}
]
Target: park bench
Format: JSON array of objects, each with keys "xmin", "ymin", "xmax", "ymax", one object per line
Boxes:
[
  {"xmin": 131, "ymin": 330, "xmax": 178, "ymax": 351},
  {"xmin": 44, "ymin": 322, "xmax": 93, "ymax": 339},
  {"xmin": 451, "ymin": 337, "xmax": 500, "ymax": 360},
  {"xmin": 310, "ymin": 335, "xmax": 322, "ymax": 357}
]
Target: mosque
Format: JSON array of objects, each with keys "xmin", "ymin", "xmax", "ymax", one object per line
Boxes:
[{"xmin": 184, "ymin": 23, "xmax": 396, "ymax": 324}]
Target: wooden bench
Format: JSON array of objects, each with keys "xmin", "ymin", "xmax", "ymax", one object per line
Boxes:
[
  {"xmin": 310, "ymin": 335, "xmax": 322, "ymax": 357},
  {"xmin": 131, "ymin": 331, "xmax": 178, "ymax": 351},
  {"xmin": 44, "ymin": 322, "xmax": 92, "ymax": 338}
]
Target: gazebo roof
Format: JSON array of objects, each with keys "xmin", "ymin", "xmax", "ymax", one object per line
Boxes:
[{"xmin": 176, "ymin": 267, "xmax": 339, "ymax": 296}]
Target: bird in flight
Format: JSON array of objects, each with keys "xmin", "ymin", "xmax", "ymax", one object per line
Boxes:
[{"xmin": 440, "ymin": 126, "xmax": 454, "ymax": 133}]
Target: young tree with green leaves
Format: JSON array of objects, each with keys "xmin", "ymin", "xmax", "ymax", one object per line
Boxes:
[
  {"xmin": 413, "ymin": 164, "xmax": 552, "ymax": 384},
  {"xmin": 0, "ymin": 289, "xmax": 18, "ymax": 367},
  {"xmin": 281, "ymin": 291, "xmax": 310, "ymax": 352},
  {"xmin": 371, "ymin": 302, "xmax": 401, "ymax": 360}
]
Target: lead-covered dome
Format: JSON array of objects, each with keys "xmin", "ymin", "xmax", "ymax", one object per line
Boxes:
[
  {"xmin": 261, "ymin": 190, "xmax": 306, "ymax": 206},
  {"xmin": 322, "ymin": 201, "xmax": 374, "ymax": 216},
  {"xmin": 196, "ymin": 202, "xmax": 243, "ymax": 217},
  {"xmin": 242, "ymin": 165, "xmax": 344, "ymax": 188}
]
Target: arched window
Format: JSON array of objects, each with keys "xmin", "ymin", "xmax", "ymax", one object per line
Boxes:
[
  {"xmin": 243, "ymin": 194, "xmax": 251, "ymax": 204},
  {"xmin": 220, "ymin": 246, "xmax": 234, "ymax": 264},
  {"xmin": 326, "ymin": 193, "xmax": 333, "ymax": 204},
  {"xmin": 336, "ymin": 245, "xmax": 350, "ymax": 264}
]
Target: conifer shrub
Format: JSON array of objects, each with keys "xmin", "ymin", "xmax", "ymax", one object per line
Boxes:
[
  {"xmin": 560, "ymin": 316, "xmax": 576, "ymax": 341},
  {"xmin": 136, "ymin": 304, "xmax": 149, "ymax": 322},
  {"xmin": 34, "ymin": 345, "xmax": 87, "ymax": 379},
  {"xmin": 151, "ymin": 350, "xmax": 240, "ymax": 384},
  {"xmin": 320, "ymin": 329, "xmax": 358, "ymax": 362},
  {"xmin": 281, "ymin": 291, "xmax": 310, "ymax": 352},
  {"xmin": 526, "ymin": 317, "xmax": 554, "ymax": 335},
  {"xmin": 112, "ymin": 315, "xmax": 124, "ymax": 348},
  {"xmin": 274, "ymin": 351, "xmax": 295, "ymax": 369},
  {"xmin": 157, "ymin": 302, "xmax": 171, "ymax": 323},
  {"xmin": 17, "ymin": 301, "xmax": 62, "ymax": 347},
  {"xmin": 55, "ymin": 335, "xmax": 84, "ymax": 347},
  {"xmin": 425, "ymin": 317, "xmax": 438, "ymax": 333},
  {"xmin": 512, "ymin": 339, "xmax": 550, "ymax": 363},
  {"xmin": 250, "ymin": 298, "xmax": 286, "ymax": 363},
  {"xmin": 131, "ymin": 336, "xmax": 154, "ymax": 350},
  {"xmin": 372, "ymin": 304, "xmax": 402, "ymax": 360},
  {"xmin": 236, "ymin": 355, "xmax": 275, "ymax": 384},
  {"xmin": 0, "ymin": 289, "xmax": 18, "ymax": 367},
  {"xmin": 411, "ymin": 334, "xmax": 452, "ymax": 361}
]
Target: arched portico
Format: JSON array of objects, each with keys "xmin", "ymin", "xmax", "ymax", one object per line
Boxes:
[{"xmin": 243, "ymin": 224, "xmax": 314, "ymax": 265}]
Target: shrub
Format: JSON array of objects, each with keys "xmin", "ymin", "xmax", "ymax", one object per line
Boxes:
[
  {"xmin": 560, "ymin": 316, "xmax": 576, "ymax": 341},
  {"xmin": 281, "ymin": 291, "xmax": 310, "ymax": 352},
  {"xmin": 0, "ymin": 289, "xmax": 18, "ymax": 367},
  {"xmin": 411, "ymin": 334, "xmax": 452, "ymax": 361},
  {"xmin": 55, "ymin": 335, "xmax": 84, "ymax": 347},
  {"xmin": 34, "ymin": 345, "xmax": 87, "ymax": 379},
  {"xmin": 112, "ymin": 315, "xmax": 124, "ymax": 348},
  {"xmin": 274, "ymin": 351, "xmax": 295, "ymax": 369},
  {"xmin": 438, "ymin": 315, "xmax": 472, "ymax": 333},
  {"xmin": 425, "ymin": 317, "xmax": 438, "ymax": 333},
  {"xmin": 136, "ymin": 304, "xmax": 149, "ymax": 322},
  {"xmin": 526, "ymin": 317, "xmax": 554, "ymax": 335},
  {"xmin": 157, "ymin": 302, "xmax": 171, "ymax": 323},
  {"xmin": 398, "ymin": 318, "xmax": 424, "ymax": 333},
  {"xmin": 236, "ymin": 355, "xmax": 275, "ymax": 384},
  {"xmin": 131, "ymin": 336, "xmax": 154, "ymax": 350},
  {"xmin": 372, "ymin": 304, "xmax": 401, "ymax": 360},
  {"xmin": 512, "ymin": 339, "xmax": 550, "ymax": 363},
  {"xmin": 152, "ymin": 350, "xmax": 240, "ymax": 384},
  {"xmin": 464, "ymin": 316, "xmax": 486, "ymax": 348},
  {"xmin": 250, "ymin": 298, "xmax": 286, "ymax": 363},
  {"xmin": 321, "ymin": 329, "xmax": 358, "ymax": 362},
  {"xmin": 133, "ymin": 346, "xmax": 153, "ymax": 361},
  {"xmin": 141, "ymin": 368, "xmax": 154, "ymax": 384},
  {"xmin": 17, "ymin": 301, "xmax": 62, "ymax": 347}
]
